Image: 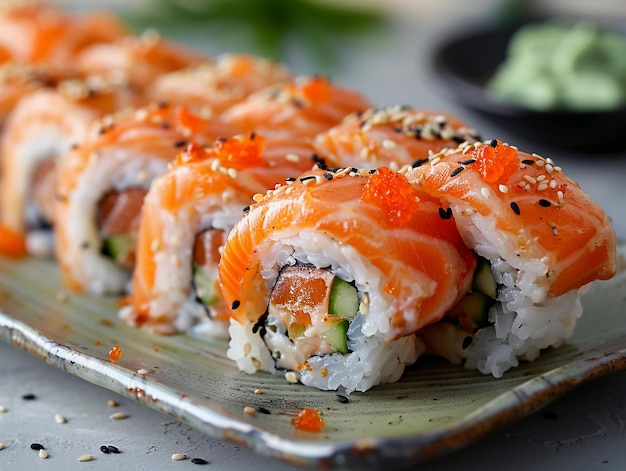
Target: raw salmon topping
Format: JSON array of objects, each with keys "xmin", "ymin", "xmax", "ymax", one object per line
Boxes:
[
  {"xmin": 472, "ymin": 140, "xmax": 518, "ymax": 183},
  {"xmin": 361, "ymin": 167, "xmax": 419, "ymax": 227}
]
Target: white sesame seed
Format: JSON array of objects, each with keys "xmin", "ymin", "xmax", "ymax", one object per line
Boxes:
[
  {"xmin": 227, "ymin": 168, "xmax": 238, "ymax": 178},
  {"xmin": 359, "ymin": 147, "xmax": 369, "ymax": 159},
  {"xmin": 382, "ymin": 139, "xmax": 397, "ymax": 149},
  {"xmin": 253, "ymin": 193, "xmax": 264, "ymax": 202},
  {"xmin": 429, "ymin": 156, "xmax": 441, "ymax": 166},
  {"xmin": 557, "ymin": 191, "xmax": 564, "ymax": 205},
  {"xmin": 243, "ymin": 406, "xmax": 256, "ymax": 415},
  {"xmin": 531, "ymin": 152, "xmax": 545, "ymax": 160},
  {"xmin": 0, "ymin": 405, "xmax": 6, "ymax": 413},
  {"xmin": 518, "ymin": 181, "xmax": 526, "ymax": 188},
  {"xmin": 54, "ymin": 414, "xmax": 66, "ymax": 424},
  {"xmin": 171, "ymin": 453, "xmax": 187, "ymax": 461},
  {"xmin": 107, "ymin": 399, "xmax": 119, "ymax": 408},
  {"xmin": 285, "ymin": 371, "xmax": 299, "ymax": 383},
  {"xmin": 480, "ymin": 187, "xmax": 490, "ymax": 198},
  {"xmin": 110, "ymin": 412, "xmax": 128, "ymax": 420},
  {"xmin": 254, "ymin": 388, "xmax": 262, "ymax": 395},
  {"xmin": 537, "ymin": 182, "xmax": 548, "ymax": 191},
  {"xmin": 137, "ymin": 368, "xmax": 149, "ymax": 375},
  {"xmin": 545, "ymin": 157, "xmax": 554, "ymax": 165},
  {"xmin": 210, "ymin": 159, "xmax": 220, "ymax": 171},
  {"xmin": 535, "ymin": 159, "xmax": 545, "ymax": 167},
  {"xmin": 55, "ymin": 291, "xmax": 68, "ymax": 303},
  {"xmin": 39, "ymin": 449, "xmax": 48, "ymax": 459},
  {"xmin": 523, "ymin": 175, "xmax": 536, "ymax": 184},
  {"xmin": 536, "ymin": 175, "xmax": 546, "ymax": 181},
  {"xmin": 243, "ymin": 343, "xmax": 252, "ymax": 356},
  {"xmin": 285, "ymin": 153, "xmax": 300, "ymax": 162},
  {"xmin": 0, "ymin": 442, "xmax": 3, "ymax": 450},
  {"xmin": 549, "ymin": 180, "xmax": 557, "ymax": 189},
  {"xmin": 545, "ymin": 164, "xmax": 554, "ymax": 173},
  {"xmin": 498, "ymin": 184, "xmax": 509, "ymax": 193},
  {"xmin": 77, "ymin": 454, "xmax": 93, "ymax": 462},
  {"xmin": 524, "ymin": 183, "xmax": 531, "ymax": 191},
  {"xmin": 554, "ymin": 165, "xmax": 562, "ymax": 172}
]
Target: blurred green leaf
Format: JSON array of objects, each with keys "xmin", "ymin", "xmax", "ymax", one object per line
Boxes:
[{"xmin": 127, "ymin": 0, "xmax": 386, "ymax": 68}]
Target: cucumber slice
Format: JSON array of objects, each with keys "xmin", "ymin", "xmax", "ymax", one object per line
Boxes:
[
  {"xmin": 193, "ymin": 264, "xmax": 219, "ymax": 306},
  {"xmin": 473, "ymin": 257, "xmax": 497, "ymax": 299},
  {"xmin": 454, "ymin": 291, "xmax": 492, "ymax": 329},
  {"xmin": 320, "ymin": 319, "xmax": 349, "ymax": 354},
  {"xmin": 101, "ymin": 234, "xmax": 134, "ymax": 264},
  {"xmin": 328, "ymin": 277, "xmax": 359, "ymax": 320}
]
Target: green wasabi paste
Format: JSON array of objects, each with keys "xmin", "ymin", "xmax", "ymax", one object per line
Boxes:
[{"xmin": 486, "ymin": 22, "xmax": 626, "ymax": 111}]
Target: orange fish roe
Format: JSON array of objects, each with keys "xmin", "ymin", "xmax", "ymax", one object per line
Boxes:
[
  {"xmin": 291, "ymin": 407, "xmax": 324, "ymax": 433},
  {"xmin": 108, "ymin": 344, "xmax": 123, "ymax": 363},
  {"xmin": 173, "ymin": 105, "xmax": 206, "ymax": 133},
  {"xmin": 472, "ymin": 140, "xmax": 519, "ymax": 183},
  {"xmin": 299, "ymin": 76, "xmax": 331, "ymax": 104},
  {"xmin": 214, "ymin": 133, "xmax": 265, "ymax": 168},
  {"xmin": 0, "ymin": 225, "xmax": 27, "ymax": 258},
  {"xmin": 361, "ymin": 167, "xmax": 419, "ymax": 227}
]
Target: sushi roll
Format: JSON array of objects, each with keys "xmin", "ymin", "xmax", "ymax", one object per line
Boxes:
[
  {"xmin": 221, "ymin": 75, "xmax": 373, "ymax": 140},
  {"xmin": 121, "ymin": 133, "xmax": 315, "ymax": 336},
  {"xmin": 74, "ymin": 30, "xmax": 206, "ymax": 92},
  {"xmin": 0, "ymin": 75, "xmax": 141, "ymax": 256},
  {"xmin": 218, "ymin": 166, "xmax": 477, "ymax": 392},
  {"xmin": 313, "ymin": 105, "xmax": 480, "ymax": 170},
  {"xmin": 145, "ymin": 54, "xmax": 292, "ymax": 117},
  {"xmin": 404, "ymin": 139, "xmax": 617, "ymax": 377},
  {"xmin": 54, "ymin": 102, "xmax": 239, "ymax": 295}
]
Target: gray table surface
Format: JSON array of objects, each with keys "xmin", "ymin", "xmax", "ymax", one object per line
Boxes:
[{"xmin": 2, "ymin": 2, "xmax": 626, "ymax": 470}]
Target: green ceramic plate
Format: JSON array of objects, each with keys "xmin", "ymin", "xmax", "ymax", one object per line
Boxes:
[{"xmin": 0, "ymin": 244, "xmax": 625, "ymax": 470}]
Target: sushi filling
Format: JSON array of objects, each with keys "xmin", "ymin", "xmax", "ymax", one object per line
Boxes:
[
  {"xmin": 192, "ymin": 228, "xmax": 228, "ymax": 316},
  {"xmin": 97, "ymin": 188, "xmax": 147, "ymax": 269},
  {"xmin": 29, "ymin": 157, "xmax": 57, "ymax": 229},
  {"xmin": 263, "ymin": 265, "xmax": 360, "ymax": 369}
]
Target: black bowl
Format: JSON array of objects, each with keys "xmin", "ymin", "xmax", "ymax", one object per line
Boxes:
[{"xmin": 432, "ymin": 23, "xmax": 626, "ymax": 153}]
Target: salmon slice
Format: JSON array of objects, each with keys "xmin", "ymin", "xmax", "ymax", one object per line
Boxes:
[
  {"xmin": 404, "ymin": 140, "xmax": 617, "ymax": 300},
  {"xmin": 221, "ymin": 75, "xmax": 373, "ymax": 140},
  {"xmin": 313, "ymin": 105, "xmax": 480, "ymax": 170},
  {"xmin": 54, "ymin": 102, "xmax": 240, "ymax": 295},
  {"xmin": 124, "ymin": 132, "xmax": 314, "ymax": 334},
  {"xmin": 146, "ymin": 54, "xmax": 292, "ymax": 117},
  {"xmin": 219, "ymin": 166, "xmax": 477, "ymax": 342}
]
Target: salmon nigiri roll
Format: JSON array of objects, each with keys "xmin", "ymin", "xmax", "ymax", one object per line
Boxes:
[
  {"xmin": 218, "ymin": 167, "xmax": 477, "ymax": 392},
  {"xmin": 0, "ymin": 76, "xmax": 141, "ymax": 256},
  {"xmin": 146, "ymin": 54, "xmax": 292, "ymax": 117},
  {"xmin": 221, "ymin": 75, "xmax": 372, "ymax": 140},
  {"xmin": 54, "ymin": 103, "xmax": 240, "ymax": 295},
  {"xmin": 313, "ymin": 105, "xmax": 480, "ymax": 170},
  {"xmin": 404, "ymin": 140, "xmax": 617, "ymax": 377},
  {"xmin": 121, "ymin": 133, "xmax": 315, "ymax": 336}
]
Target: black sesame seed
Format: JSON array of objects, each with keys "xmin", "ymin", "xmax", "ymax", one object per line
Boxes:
[
  {"xmin": 22, "ymin": 393, "xmax": 36, "ymax": 400},
  {"xmin": 285, "ymin": 177, "xmax": 296, "ymax": 183},
  {"xmin": 411, "ymin": 158, "xmax": 429, "ymax": 168},
  {"xmin": 160, "ymin": 122, "xmax": 170, "ymax": 129},
  {"xmin": 242, "ymin": 206, "xmax": 250, "ymax": 214},
  {"xmin": 173, "ymin": 139, "xmax": 187, "ymax": 148},
  {"xmin": 217, "ymin": 136, "xmax": 228, "ymax": 142},
  {"xmin": 335, "ymin": 394, "xmax": 349, "ymax": 404},
  {"xmin": 462, "ymin": 336, "xmax": 473, "ymax": 349},
  {"xmin": 452, "ymin": 135, "xmax": 466, "ymax": 144},
  {"xmin": 30, "ymin": 443, "xmax": 45, "ymax": 450},
  {"xmin": 449, "ymin": 166, "xmax": 465, "ymax": 178},
  {"xmin": 322, "ymin": 172, "xmax": 333, "ymax": 180},
  {"xmin": 413, "ymin": 128, "xmax": 422, "ymax": 139},
  {"xmin": 489, "ymin": 139, "xmax": 498, "ymax": 148},
  {"xmin": 107, "ymin": 445, "xmax": 121, "ymax": 454},
  {"xmin": 393, "ymin": 125, "xmax": 402, "ymax": 133},
  {"xmin": 521, "ymin": 159, "xmax": 534, "ymax": 165},
  {"xmin": 231, "ymin": 300, "xmax": 241, "ymax": 310},
  {"xmin": 250, "ymin": 132, "xmax": 256, "ymax": 140},
  {"xmin": 438, "ymin": 207, "xmax": 453, "ymax": 220},
  {"xmin": 100, "ymin": 445, "xmax": 111, "ymax": 454},
  {"xmin": 257, "ymin": 407, "xmax": 271, "ymax": 415},
  {"xmin": 510, "ymin": 201, "xmax": 521, "ymax": 216},
  {"xmin": 157, "ymin": 101, "xmax": 169, "ymax": 108},
  {"xmin": 539, "ymin": 199, "xmax": 551, "ymax": 207},
  {"xmin": 458, "ymin": 159, "xmax": 476, "ymax": 165},
  {"xmin": 191, "ymin": 458, "xmax": 208, "ymax": 465},
  {"xmin": 299, "ymin": 176, "xmax": 316, "ymax": 184}
]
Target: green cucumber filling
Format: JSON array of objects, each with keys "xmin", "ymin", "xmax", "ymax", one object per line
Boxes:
[
  {"xmin": 267, "ymin": 266, "xmax": 360, "ymax": 355},
  {"xmin": 192, "ymin": 228, "xmax": 227, "ymax": 311},
  {"xmin": 101, "ymin": 234, "xmax": 136, "ymax": 267},
  {"xmin": 448, "ymin": 256, "xmax": 498, "ymax": 331}
]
